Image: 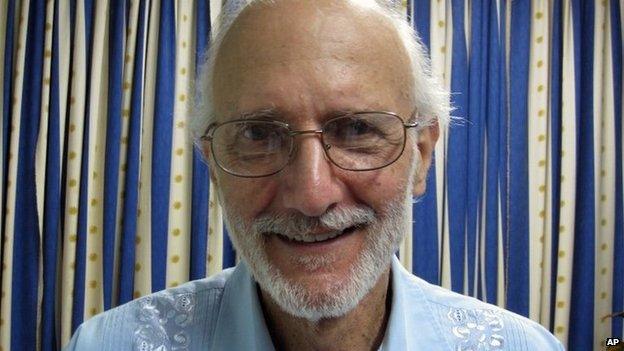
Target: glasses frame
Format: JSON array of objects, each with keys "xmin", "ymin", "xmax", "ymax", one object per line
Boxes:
[{"xmin": 199, "ymin": 110, "xmax": 419, "ymax": 178}]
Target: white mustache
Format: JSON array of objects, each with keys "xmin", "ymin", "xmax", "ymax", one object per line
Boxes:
[{"xmin": 251, "ymin": 205, "xmax": 376, "ymax": 239}]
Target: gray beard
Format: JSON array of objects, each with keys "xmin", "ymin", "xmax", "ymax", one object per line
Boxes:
[{"xmin": 220, "ymin": 191, "xmax": 412, "ymax": 322}]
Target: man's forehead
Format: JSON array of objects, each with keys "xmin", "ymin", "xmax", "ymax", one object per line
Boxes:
[
  {"xmin": 217, "ymin": 0, "xmax": 405, "ymax": 63},
  {"xmin": 211, "ymin": 0, "xmax": 414, "ymax": 119}
]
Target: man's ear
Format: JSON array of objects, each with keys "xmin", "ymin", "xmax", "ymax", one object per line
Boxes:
[
  {"xmin": 209, "ymin": 165, "xmax": 218, "ymax": 185},
  {"xmin": 412, "ymin": 121, "xmax": 439, "ymax": 197},
  {"xmin": 200, "ymin": 141, "xmax": 219, "ymax": 185}
]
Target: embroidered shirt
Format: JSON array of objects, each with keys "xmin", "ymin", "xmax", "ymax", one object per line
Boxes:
[{"xmin": 64, "ymin": 257, "xmax": 564, "ymax": 350}]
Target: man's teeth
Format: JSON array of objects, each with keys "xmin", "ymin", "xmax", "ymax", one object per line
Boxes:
[{"xmin": 290, "ymin": 230, "xmax": 344, "ymax": 243}]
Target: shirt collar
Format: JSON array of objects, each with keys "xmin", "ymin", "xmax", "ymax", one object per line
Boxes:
[
  {"xmin": 379, "ymin": 256, "xmax": 445, "ymax": 350},
  {"xmin": 211, "ymin": 261, "xmax": 275, "ymax": 351},
  {"xmin": 212, "ymin": 256, "xmax": 444, "ymax": 350}
]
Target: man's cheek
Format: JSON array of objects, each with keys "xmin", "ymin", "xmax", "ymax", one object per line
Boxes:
[
  {"xmin": 353, "ymin": 172, "xmax": 406, "ymax": 202},
  {"xmin": 220, "ymin": 180, "xmax": 277, "ymax": 217}
]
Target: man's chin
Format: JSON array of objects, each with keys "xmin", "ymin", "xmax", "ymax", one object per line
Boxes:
[
  {"xmin": 277, "ymin": 251, "xmax": 343, "ymax": 274},
  {"xmin": 265, "ymin": 247, "xmax": 366, "ymax": 291},
  {"xmin": 263, "ymin": 285, "xmax": 360, "ymax": 323},
  {"xmin": 278, "ymin": 267, "xmax": 349, "ymax": 297},
  {"xmin": 251, "ymin": 259, "xmax": 361, "ymax": 321}
]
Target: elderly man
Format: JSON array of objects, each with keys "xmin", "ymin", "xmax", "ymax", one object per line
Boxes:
[{"xmin": 65, "ymin": 1, "xmax": 564, "ymax": 350}]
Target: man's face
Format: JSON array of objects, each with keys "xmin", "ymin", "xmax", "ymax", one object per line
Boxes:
[{"xmin": 208, "ymin": 0, "xmax": 429, "ymax": 321}]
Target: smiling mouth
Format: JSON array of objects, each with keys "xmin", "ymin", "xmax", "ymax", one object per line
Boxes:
[{"xmin": 272, "ymin": 225, "xmax": 361, "ymax": 244}]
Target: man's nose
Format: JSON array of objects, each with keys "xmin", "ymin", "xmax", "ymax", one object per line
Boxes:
[{"xmin": 278, "ymin": 134, "xmax": 344, "ymax": 217}]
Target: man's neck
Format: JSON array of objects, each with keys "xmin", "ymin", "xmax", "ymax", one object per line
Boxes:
[{"xmin": 258, "ymin": 269, "xmax": 392, "ymax": 351}]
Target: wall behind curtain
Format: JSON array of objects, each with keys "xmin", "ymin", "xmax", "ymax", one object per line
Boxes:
[{"xmin": 0, "ymin": 0, "xmax": 621, "ymax": 350}]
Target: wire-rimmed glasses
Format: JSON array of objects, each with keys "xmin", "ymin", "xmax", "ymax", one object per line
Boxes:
[{"xmin": 199, "ymin": 111, "xmax": 419, "ymax": 178}]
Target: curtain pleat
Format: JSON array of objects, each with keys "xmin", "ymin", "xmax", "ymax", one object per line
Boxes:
[
  {"xmin": 150, "ymin": 0, "xmax": 175, "ymax": 293},
  {"xmin": 11, "ymin": 2, "xmax": 45, "ymax": 350},
  {"xmin": 551, "ymin": 0, "xmax": 577, "ymax": 345},
  {"xmin": 0, "ymin": 1, "xmax": 621, "ymax": 350},
  {"xmin": 134, "ymin": 0, "xmax": 160, "ymax": 304},
  {"xmin": 547, "ymin": 0, "xmax": 564, "ymax": 336},
  {"xmin": 569, "ymin": 0, "xmax": 597, "ymax": 349},
  {"xmin": 117, "ymin": 0, "xmax": 147, "ymax": 307},
  {"xmin": 190, "ymin": 0, "xmax": 211, "ymax": 281},
  {"xmin": 133, "ymin": 0, "xmax": 158, "ymax": 303},
  {"xmin": 610, "ymin": 0, "xmax": 624, "ymax": 340},
  {"xmin": 0, "ymin": 0, "xmax": 7, "ymax": 251},
  {"xmin": 101, "ymin": 0, "xmax": 125, "ymax": 312},
  {"xmin": 82, "ymin": 0, "xmax": 111, "ymax": 324},
  {"xmin": 592, "ymin": 0, "xmax": 617, "ymax": 347},
  {"xmin": 527, "ymin": 0, "xmax": 553, "ymax": 324},
  {"xmin": 482, "ymin": 0, "xmax": 503, "ymax": 306},
  {"xmin": 2, "ymin": 1, "xmax": 32, "ymax": 350},
  {"xmin": 165, "ymin": 0, "xmax": 195, "ymax": 290},
  {"xmin": 59, "ymin": 0, "xmax": 87, "ymax": 343},
  {"xmin": 447, "ymin": 0, "xmax": 469, "ymax": 294},
  {"xmin": 506, "ymin": 0, "xmax": 531, "ymax": 318},
  {"xmin": 40, "ymin": 2, "xmax": 62, "ymax": 349}
]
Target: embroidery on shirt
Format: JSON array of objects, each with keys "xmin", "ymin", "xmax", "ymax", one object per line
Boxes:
[
  {"xmin": 447, "ymin": 307, "xmax": 504, "ymax": 351},
  {"xmin": 133, "ymin": 292, "xmax": 196, "ymax": 351}
]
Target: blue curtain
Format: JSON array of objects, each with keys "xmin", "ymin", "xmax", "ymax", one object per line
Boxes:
[{"xmin": 410, "ymin": 1, "xmax": 622, "ymax": 350}]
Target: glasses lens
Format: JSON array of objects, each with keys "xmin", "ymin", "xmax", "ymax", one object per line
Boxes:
[
  {"xmin": 211, "ymin": 121, "xmax": 292, "ymax": 177},
  {"xmin": 322, "ymin": 113, "xmax": 406, "ymax": 170}
]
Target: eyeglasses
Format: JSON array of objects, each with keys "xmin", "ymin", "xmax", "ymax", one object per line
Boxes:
[{"xmin": 199, "ymin": 111, "xmax": 419, "ymax": 178}]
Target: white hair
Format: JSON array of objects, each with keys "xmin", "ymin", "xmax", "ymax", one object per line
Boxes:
[{"xmin": 191, "ymin": 0, "xmax": 451, "ymax": 139}]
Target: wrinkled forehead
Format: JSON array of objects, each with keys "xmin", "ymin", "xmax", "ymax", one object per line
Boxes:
[
  {"xmin": 217, "ymin": 0, "xmax": 403, "ymax": 62},
  {"xmin": 211, "ymin": 0, "xmax": 414, "ymax": 119}
]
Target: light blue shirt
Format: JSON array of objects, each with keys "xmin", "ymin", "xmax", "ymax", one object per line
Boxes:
[{"xmin": 65, "ymin": 257, "xmax": 564, "ymax": 350}]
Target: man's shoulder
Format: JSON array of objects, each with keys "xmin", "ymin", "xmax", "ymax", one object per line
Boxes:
[
  {"xmin": 399, "ymin": 270, "xmax": 564, "ymax": 350},
  {"xmin": 63, "ymin": 267, "xmax": 237, "ymax": 350}
]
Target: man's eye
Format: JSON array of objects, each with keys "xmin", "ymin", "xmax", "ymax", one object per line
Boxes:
[
  {"xmin": 345, "ymin": 120, "xmax": 373, "ymax": 135},
  {"xmin": 330, "ymin": 119, "xmax": 382, "ymax": 139},
  {"xmin": 240, "ymin": 124, "xmax": 275, "ymax": 141}
]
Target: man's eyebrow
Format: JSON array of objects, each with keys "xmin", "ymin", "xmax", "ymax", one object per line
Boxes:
[
  {"xmin": 325, "ymin": 109, "xmax": 354, "ymax": 118},
  {"xmin": 225, "ymin": 107, "xmax": 392, "ymax": 123},
  {"xmin": 234, "ymin": 108, "xmax": 283, "ymax": 120},
  {"xmin": 324, "ymin": 108, "xmax": 386, "ymax": 119}
]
